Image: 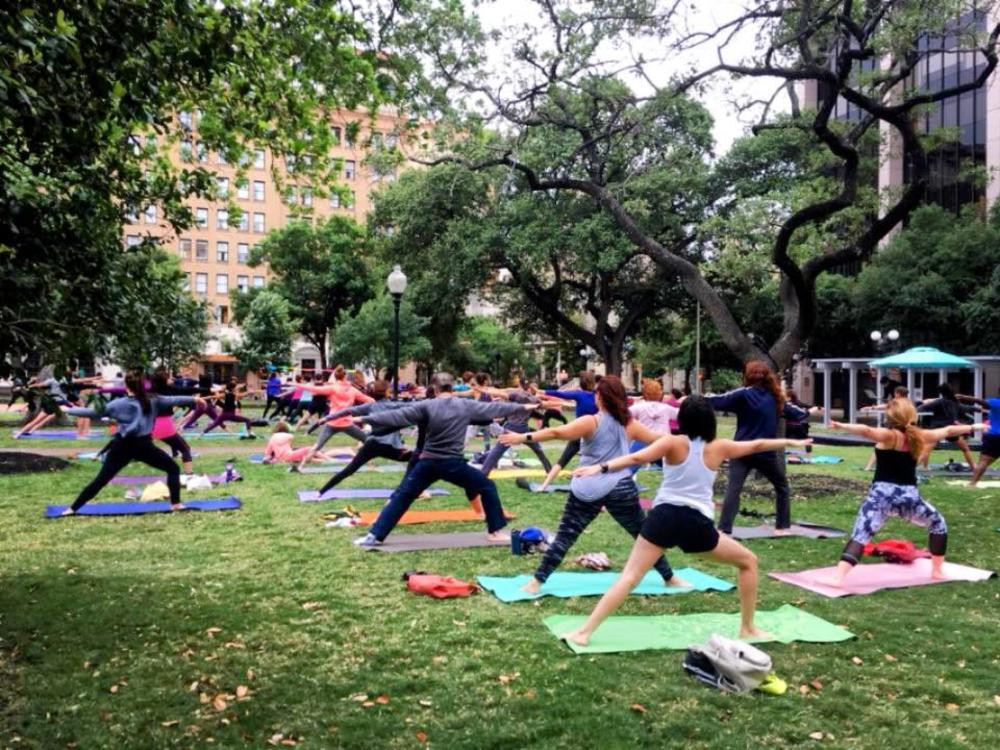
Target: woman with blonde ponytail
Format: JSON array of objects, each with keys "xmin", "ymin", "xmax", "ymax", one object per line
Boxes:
[{"xmin": 825, "ymin": 398, "xmax": 984, "ymax": 586}]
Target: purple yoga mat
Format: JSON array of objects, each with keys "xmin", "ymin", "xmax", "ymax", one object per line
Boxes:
[
  {"xmin": 298, "ymin": 488, "xmax": 450, "ymax": 502},
  {"xmin": 13, "ymin": 430, "xmax": 104, "ymax": 440},
  {"xmin": 769, "ymin": 559, "xmax": 995, "ymax": 598},
  {"xmin": 110, "ymin": 473, "xmax": 231, "ymax": 486}
]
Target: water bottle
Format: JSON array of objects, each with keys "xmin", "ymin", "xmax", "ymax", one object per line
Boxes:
[
  {"xmin": 510, "ymin": 529, "xmax": 522, "ymax": 555},
  {"xmin": 225, "ymin": 462, "xmax": 234, "ymax": 482}
]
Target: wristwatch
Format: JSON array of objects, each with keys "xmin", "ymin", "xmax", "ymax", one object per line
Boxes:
[
  {"xmin": 600, "ymin": 463, "xmax": 609, "ymax": 474},
  {"xmin": 525, "ymin": 433, "xmax": 534, "ymax": 442}
]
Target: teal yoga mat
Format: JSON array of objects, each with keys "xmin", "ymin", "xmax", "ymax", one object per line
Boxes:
[
  {"xmin": 544, "ymin": 604, "xmax": 854, "ymax": 654},
  {"xmin": 478, "ymin": 567, "xmax": 733, "ymax": 603}
]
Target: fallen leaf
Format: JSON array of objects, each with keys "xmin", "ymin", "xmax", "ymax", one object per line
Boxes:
[
  {"xmin": 362, "ymin": 701, "xmax": 375, "ymax": 708},
  {"xmin": 236, "ymin": 685, "xmax": 250, "ymax": 699},
  {"xmin": 851, "ymin": 656, "xmax": 863, "ymax": 665},
  {"xmin": 452, "ymin": 620, "xmax": 466, "ymax": 627},
  {"xmin": 211, "ymin": 694, "xmax": 228, "ymax": 712},
  {"xmin": 799, "ymin": 685, "xmax": 810, "ymax": 695},
  {"xmin": 267, "ymin": 733, "xmax": 284, "ymax": 746},
  {"xmin": 223, "ymin": 641, "xmax": 246, "ymax": 650},
  {"xmin": 884, "ymin": 654, "xmax": 897, "ymax": 662},
  {"xmin": 630, "ymin": 703, "xmax": 647, "ymax": 714},
  {"xmin": 419, "ymin": 699, "xmax": 433, "ymax": 707},
  {"xmin": 161, "ymin": 720, "xmax": 179, "ymax": 728},
  {"xmin": 946, "ymin": 703, "xmax": 959, "ymax": 711},
  {"xmin": 99, "ymin": 711, "xmax": 111, "ymax": 722},
  {"xmin": 205, "ymin": 627, "xmax": 222, "ymax": 637},
  {"xmin": 199, "ymin": 692, "xmax": 211, "ymax": 705},
  {"xmin": 302, "ymin": 601, "xmax": 323, "ymax": 610},
  {"xmin": 416, "ymin": 730, "xmax": 428, "ymax": 743},
  {"xmin": 956, "ymin": 660, "xmax": 966, "ymax": 668},
  {"xmin": 280, "ymin": 740, "xmax": 298, "ymax": 747},
  {"xmin": 83, "ymin": 660, "xmax": 94, "ymax": 669},
  {"xmin": 109, "ymin": 685, "xmax": 119, "ymax": 694},
  {"xmin": 246, "ymin": 668, "xmax": 256, "ymax": 681},
  {"xmin": 498, "ymin": 672, "xmax": 520, "ymax": 685},
  {"xmin": 189, "ymin": 681, "xmax": 200, "ymax": 692},
  {"xmin": 349, "ymin": 693, "xmax": 368, "ymax": 702},
  {"xmin": 809, "ymin": 731, "xmax": 824, "ymax": 740},
  {"xmin": 375, "ymin": 695, "xmax": 390, "ymax": 705},
  {"xmin": 887, "ymin": 692, "xmax": 897, "ymax": 701},
  {"xmin": 993, "ymin": 694, "xmax": 1000, "ymax": 706},
  {"xmin": 810, "ymin": 680, "xmax": 824, "ymax": 691}
]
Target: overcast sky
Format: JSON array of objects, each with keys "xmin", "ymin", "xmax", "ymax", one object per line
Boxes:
[{"xmin": 470, "ymin": 0, "xmax": 788, "ymax": 155}]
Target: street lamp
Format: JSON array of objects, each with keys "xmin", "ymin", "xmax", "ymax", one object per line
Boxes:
[
  {"xmin": 870, "ymin": 329, "xmax": 900, "ymax": 352},
  {"xmin": 387, "ymin": 264, "xmax": 407, "ymax": 400}
]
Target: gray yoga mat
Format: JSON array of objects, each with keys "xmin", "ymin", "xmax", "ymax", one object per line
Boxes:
[
  {"xmin": 365, "ymin": 531, "xmax": 509, "ymax": 553},
  {"xmin": 730, "ymin": 523, "xmax": 846, "ymax": 540},
  {"xmin": 296, "ymin": 463, "xmax": 406, "ymax": 474},
  {"xmin": 299, "ymin": 488, "xmax": 449, "ymax": 502}
]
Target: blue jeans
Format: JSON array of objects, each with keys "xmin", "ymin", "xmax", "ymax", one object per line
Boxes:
[
  {"xmin": 370, "ymin": 457, "xmax": 509, "ymax": 540},
  {"xmin": 628, "ymin": 439, "xmax": 663, "ymax": 474}
]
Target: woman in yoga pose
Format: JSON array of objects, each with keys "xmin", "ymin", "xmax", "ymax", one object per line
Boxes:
[
  {"xmin": 263, "ymin": 420, "xmax": 344, "ymax": 464},
  {"xmin": 957, "ymin": 389, "xmax": 1000, "ymax": 486},
  {"xmin": 823, "ymin": 399, "xmax": 983, "ymax": 586},
  {"xmin": 707, "ymin": 360, "xmax": 808, "ymax": 536},
  {"xmin": 561, "ymin": 396, "xmax": 812, "ymax": 646},
  {"xmin": 293, "ymin": 365, "xmax": 371, "ymax": 470},
  {"xmin": 536, "ymin": 370, "xmax": 599, "ymax": 491},
  {"xmin": 201, "ymin": 378, "xmax": 257, "ymax": 438},
  {"xmin": 500, "ymin": 375, "xmax": 687, "ymax": 594},
  {"xmin": 150, "ymin": 369, "xmax": 196, "ymax": 475},
  {"xmin": 627, "ymin": 379, "xmax": 679, "ymax": 472},
  {"xmin": 61, "ymin": 372, "xmax": 206, "ymax": 514},
  {"xmin": 917, "ymin": 384, "xmax": 977, "ymax": 470}
]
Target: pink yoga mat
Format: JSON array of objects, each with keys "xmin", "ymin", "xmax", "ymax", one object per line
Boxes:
[{"xmin": 769, "ymin": 559, "xmax": 995, "ymax": 598}]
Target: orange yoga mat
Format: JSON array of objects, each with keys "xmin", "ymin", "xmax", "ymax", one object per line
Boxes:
[{"xmin": 355, "ymin": 508, "xmax": 516, "ymax": 525}]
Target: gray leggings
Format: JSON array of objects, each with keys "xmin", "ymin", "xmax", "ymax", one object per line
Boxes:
[{"xmin": 314, "ymin": 423, "xmax": 367, "ymax": 450}]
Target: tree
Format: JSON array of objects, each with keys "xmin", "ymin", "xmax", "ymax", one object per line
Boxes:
[
  {"xmin": 440, "ymin": 316, "xmax": 528, "ymax": 382},
  {"xmin": 249, "ymin": 217, "xmax": 373, "ymax": 369},
  {"xmin": 331, "ymin": 292, "xmax": 431, "ymax": 374},
  {"xmin": 1, "ymin": 0, "xmax": 416, "ymax": 370},
  {"xmin": 233, "ymin": 290, "xmax": 297, "ymax": 371},
  {"xmin": 108, "ymin": 246, "xmax": 208, "ymax": 371},
  {"xmin": 407, "ymin": 0, "xmax": 1000, "ymax": 370}
]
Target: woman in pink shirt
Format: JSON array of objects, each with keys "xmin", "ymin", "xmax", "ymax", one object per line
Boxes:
[
  {"xmin": 627, "ymin": 380, "xmax": 679, "ymax": 472},
  {"xmin": 263, "ymin": 421, "xmax": 345, "ymax": 464},
  {"xmin": 294, "ymin": 365, "xmax": 373, "ymax": 470}
]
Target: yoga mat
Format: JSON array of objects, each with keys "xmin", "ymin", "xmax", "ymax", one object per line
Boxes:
[
  {"xmin": 299, "ymin": 488, "xmax": 450, "ymax": 502},
  {"xmin": 545, "ymin": 604, "xmax": 855, "ymax": 654},
  {"xmin": 769, "ymin": 559, "xmax": 996, "ymax": 598},
  {"xmin": 13, "ymin": 430, "xmax": 103, "ymax": 440},
  {"xmin": 110, "ymin": 473, "xmax": 230, "ymax": 486},
  {"xmin": 946, "ymin": 479, "xmax": 1000, "ymax": 488},
  {"xmin": 45, "ymin": 496, "xmax": 243, "ymax": 518},
  {"xmin": 478, "ymin": 567, "xmax": 733, "ymax": 603},
  {"xmin": 181, "ymin": 431, "xmax": 252, "ymax": 440},
  {"xmin": 354, "ymin": 508, "xmax": 514, "ymax": 525},
  {"xmin": 931, "ymin": 468, "xmax": 1000, "ymax": 478},
  {"xmin": 730, "ymin": 523, "xmax": 846, "ymax": 540},
  {"xmin": 249, "ymin": 452, "xmax": 355, "ymax": 464},
  {"xmin": 367, "ymin": 531, "xmax": 509, "ymax": 553},
  {"xmin": 788, "ymin": 455, "xmax": 843, "ymax": 465}
]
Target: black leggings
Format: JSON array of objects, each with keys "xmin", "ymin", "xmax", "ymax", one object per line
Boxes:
[
  {"xmin": 542, "ymin": 409, "xmax": 568, "ymax": 429},
  {"xmin": 160, "ymin": 433, "xmax": 193, "ymax": 463},
  {"xmin": 320, "ymin": 440, "xmax": 412, "ymax": 493},
  {"xmin": 261, "ymin": 395, "xmax": 281, "ymax": 419},
  {"xmin": 72, "ymin": 436, "xmax": 180, "ymax": 511},
  {"xmin": 556, "ymin": 439, "xmax": 581, "ymax": 468}
]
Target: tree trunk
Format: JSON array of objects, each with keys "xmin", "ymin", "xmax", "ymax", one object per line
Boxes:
[{"xmin": 604, "ymin": 341, "xmax": 623, "ymax": 377}]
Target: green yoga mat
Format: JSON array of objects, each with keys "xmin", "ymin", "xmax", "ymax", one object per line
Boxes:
[
  {"xmin": 544, "ymin": 604, "xmax": 854, "ymax": 654},
  {"xmin": 478, "ymin": 567, "xmax": 733, "ymax": 603}
]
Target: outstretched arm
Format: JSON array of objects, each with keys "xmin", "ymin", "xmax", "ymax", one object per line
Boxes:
[
  {"xmin": 716, "ymin": 437, "xmax": 812, "ymax": 460},
  {"xmin": 921, "ymin": 423, "xmax": 982, "ymax": 443},
  {"xmin": 500, "ymin": 414, "xmax": 596, "ymax": 445},
  {"xmin": 829, "ymin": 420, "xmax": 896, "ymax": 443},
  {"xmin": 362, "ymin": 403, "xmax": 427, "ymax": 430},
  {"xmin": 573, "ymin": 435, "xmax": 674, "ymax": 476}
]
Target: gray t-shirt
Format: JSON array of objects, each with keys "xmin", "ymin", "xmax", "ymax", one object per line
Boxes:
[{"xmin": 570, "ymin": 414, "xmax": 634, "ymax": 501}]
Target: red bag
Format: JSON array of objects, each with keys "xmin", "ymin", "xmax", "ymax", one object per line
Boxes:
[
  {"xmin": 406, "ymin": 574, "xmax": 480, "ymax": 599},
  {"xmin": 862, "ymin": 539, "xmax": 931, "ymax": 564}
]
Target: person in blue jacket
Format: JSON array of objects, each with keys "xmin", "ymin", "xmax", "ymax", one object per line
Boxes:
[{"xmin": 707, "ymin": 361, "xmax": 807, "ymax": 534}]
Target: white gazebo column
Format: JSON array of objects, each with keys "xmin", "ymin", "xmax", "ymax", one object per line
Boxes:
[
  {"xmin": 907, "ymin": 368, "xmax": 915, "ymax": 396},
  {"xmin": 974, "ymin": 366, "xmax": 984, "ymax": 439},
  {"xmin": 875, "ymin": 366, "xmax": 884, "ymax": 426},
  {"xmin": 939, "ymin": 368, "xmax": 947, "ymax": 391},
  {"xmin": 842, "ymin": 362, "xmax": 858, "ymax": 423},
  {"xmin": 821, "ymin": 363, "xmax": 832, "ymax": 426}
]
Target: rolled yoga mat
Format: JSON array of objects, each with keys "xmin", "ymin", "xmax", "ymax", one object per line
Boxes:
[
  {"xmin": 45, "ymin": 496, "xmax": 243, "ymax": 518},
  {"xmin": 299, "ymin": 488, "xmax": 450, "ymax": 502},
  {"xmin": 353, "ymin": 508, "xmax": 514, "ymax": 525},
  {"xmin": 364, "ymin": 531, "xmax": 509, "ymax": 553},
  {"xmin": 544, "ymin": 604, "xmax": 855, "ymax": 654},
  {"xmin": 478, "ymin": 567, "xmax": 733, "ymax": 603},
  {"xmin": 769, "ymin": 559, "xmax": 995, "ymax": 598},
  {"xmin": 13, "ymin": 430, "xmax": 104, "ymax": 440},
  {"xmin": 730, "ymin": 523, "xmax": 846, "ymax": 540}
]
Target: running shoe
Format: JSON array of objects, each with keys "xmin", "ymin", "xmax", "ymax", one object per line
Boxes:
[{"xmin": 353, "ymin": 533, "xmax": 382, "ymax": 548}]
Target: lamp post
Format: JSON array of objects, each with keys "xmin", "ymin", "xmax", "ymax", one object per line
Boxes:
[
  {"xmin": 387, "ymin": 265, "xmax": 407, "ymax": 400},
  {"xmin": 870, "ymin": 328, "xmax": 899, "ymax": 353}
]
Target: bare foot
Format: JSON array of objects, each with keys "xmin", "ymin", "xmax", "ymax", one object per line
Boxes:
[
  {"xmin": 487, "ymin": 531, "xmax": 510, "ymax": 543},
  {"xmin": 931, "ymin": 569, "xmax": 949, "ymax": 580},
  {"xmin": 170, "ymin": 503, "xmax": 186, "ymax": 512},
  {"xmin": 773, "ymin": 527, "xmax": 793, "ymax": 536},
  {"xmin": 739, "ymin": 625, "xmax": 772, "ymax": 640},
  {"xmin": 520, "ymin": 578, "xmax": 541, "ymax": 594},
  {"xmin": 60, "ymin": 508, "xmax": 75, "ymax": 517},
  {"xmin": 819, "ymin": 576, "xmax": 844, "ymax": 588},
  {"xmin": 562, "ymin": 628, "xmax": 590, "ymax": 647},
  {"xmin": 665, "ymin": 575, "xmax": 692, "ymax": 588}
]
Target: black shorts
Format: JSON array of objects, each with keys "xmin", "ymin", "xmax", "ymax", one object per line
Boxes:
[
  {"xmin": 982, "ymin": 433, "xmax": 1000, "ymax": 459},
  {"xmin": 640, "ymin": 503, "xmax": 719, "ymax": 554}
]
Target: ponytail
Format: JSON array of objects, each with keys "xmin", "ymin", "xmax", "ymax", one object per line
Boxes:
[
  {"xmin": 125, "ymin": 371, "xmax": 151, "ymax": 415},
  {"xmin": 596, "ymin": 375, "xmax": 631, "ymax": 427},
  {"xmin": 886, "ymin": 398, "xmax": 921, "ymax": 461}
]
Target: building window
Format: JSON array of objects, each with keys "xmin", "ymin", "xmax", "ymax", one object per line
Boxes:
[
  {"xmin": 195, "ymin": 272, "xmax": 208, "ymax": 294},
  {"xmin": 195, "ymin": 207, "xmax": 208, "ymax": 228},
  {"xmin": 329, "ymin": 193, "xmax": 340, "ymax": 209},
  {"xmin": 128, "ymin": 134, "xmax": 142, "ymax": 155},
  {"xmin": 254, "ymin": 149, "xmax": 265, "ymax": 169},
  {"xmin": 195, "ymin": 240, "xmax": 208, "ymax": 261},
  {"xmin": 180, "ymin": 139, "xmax": 193, "ymax": 162},
  {"xmin": 216, "ymin": 274, "xmax": 228, "ymax": 294},
  {"xmin": 144, "ymin": 205, "xmax": 157, "ymax": 224},
  {"xmin": 236, "ymin": 181, "xmax": 249, "ymax": 200},
  {"xmin": 330, "ymin": 125, "xmax": 341, "ymax": 144},
  {"xmin": 216, "ymin": 241, "xmax": 229, "ymax": 263},
  {"xmin": 216, "ymin": 209, "xmax": 229, "ymax": 230},
  {"xmin": 237, "ymin": 275, "xmax": 249, "ymax": 292},
  {"xmin": 253, "ymin": 275, "xmax": 265, "ymax": 288},
  {"xmin": 237, "ymin": 211, "xmax": 249, "ymax": 231},
  {"xmin": 179, "ymin": 111, "xmax": 193, "ymax": 131},
  {"xmin": 178, "ymin": 239, "xmax": 192, "ymax": 260},
  {"xmin": 182, "ymin": 273, "xmax": 191, "ymax": 291},
  {"xmin": 125, "ymin": 234, "xmax": 141, "ymax": 247},
  {"xmin": 217, "ymin": 151, "xmax": 228, "ymax": 166},
  {"xmin": 344, "ymin": 160, "xmax": 356, "ymax": 179},
  {"xmin": 253, "ymin": 212, "xmax": 265, "ymax": 233},
  {"xmin": 385, "ymin": 133, "xmax": 398, "ymax": 149},
  {"xmin": 345, "ymin": 128, "xmax": 356, "ymax": 147},
  {"xmin": 370, "ymin": 132, "xmax": 384, "ymax": 149},
  {"xmin": 196, "ymin": 142, "xmax": 208, "ymax": 163},
  {"xmin": 252, "ymin": 180, "xmax": 265, "ymax": 201},
  {"xmin": 346, "ymin": 191, "xmax": 355, "ymax": 209},
  {"xmin": 301, "ymin": 188, "xmax": 312, "ymax": 207},
  {"xmin": 216, "ymin": 305, "xmax": 229, "ymax": 325},
  {"xmin": 237, "ymin": 243, "xmax": 249, "ymax": 263},
  {"xmin": 216, "ymin": 177, "xmax": 229, "ymax": 197},
  {"xmin": 285, "ymin": 154, "xmax": 297, "ymax": 173}
]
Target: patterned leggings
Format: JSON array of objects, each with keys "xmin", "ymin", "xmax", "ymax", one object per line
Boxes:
[
  {"xmin": 841, "ymin": 481, "xmax": 948, "ymax": 564},
  {"xmin": 533, "ymin": 477, "xmax": 674, "ymax": 583}
]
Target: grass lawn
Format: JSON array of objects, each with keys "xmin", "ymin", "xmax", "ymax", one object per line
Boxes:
[{"xmin": 1, "ymin": 415, "xmax": 998, "ymax": 749}]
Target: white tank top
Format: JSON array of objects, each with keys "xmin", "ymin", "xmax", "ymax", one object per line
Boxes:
[{"xmin": 651, "ymin": 437, "xmax": 716, "ymax": 520}]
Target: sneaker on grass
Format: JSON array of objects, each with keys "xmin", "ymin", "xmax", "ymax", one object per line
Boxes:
[{"xmin": 353, "ymin": 533, "xmax": 382, "ymax": 548}]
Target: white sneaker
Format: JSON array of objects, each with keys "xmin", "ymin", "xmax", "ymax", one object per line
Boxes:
[{"xmin": 352, "ymin": 533, "xmax": 382, "ymax": 548}]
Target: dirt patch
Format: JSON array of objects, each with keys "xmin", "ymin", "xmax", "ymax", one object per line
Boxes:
[
  {"xmin": 0, "ymin": 452, "xmax": 72, "ymax": 474},
  {"xmin": 714, "ymin": 473, "xmax": 867, "ymax": 501}
]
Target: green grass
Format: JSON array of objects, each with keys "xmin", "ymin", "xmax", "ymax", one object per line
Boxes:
[{"xmin": 1, "ymin": 420, "xmax": 998, "ymax": 749}]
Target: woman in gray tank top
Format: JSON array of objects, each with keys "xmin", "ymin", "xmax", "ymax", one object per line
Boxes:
[
  {"xmin": 562, "ymin": 396, "xmax": 811, "ymax": 647},
  {"xmin": 500, "ymin": 376, "xmax": 687, "ymax": 595}
]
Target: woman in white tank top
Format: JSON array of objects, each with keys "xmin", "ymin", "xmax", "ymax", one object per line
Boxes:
[{"xmin": 563, "ymin": 396, "xmax": 810, "ymax": 647}]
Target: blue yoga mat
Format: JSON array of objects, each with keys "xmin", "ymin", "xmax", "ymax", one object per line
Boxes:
[
  {"xmin": 298, "ymin": 488, "xmax": 449, "ymax": 502},
  {"xmin": 45, "ymin": 496, "xmax": 242, "ymax": 518},
  {"xmin": 13, "ymin": 430, "xmax": 104, "ymax": 440},
  {"xmin": 477, "ymin": 567, "xmax": 734, "ymax": 603},
  {"xmin": 182, "ymin": 431, "xmax": 252, "ymax": 440}
]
